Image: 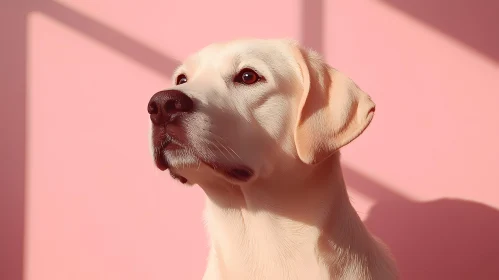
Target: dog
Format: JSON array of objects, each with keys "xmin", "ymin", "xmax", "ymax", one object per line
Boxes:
[{"xmin": 147, "ymin": 39, "xmax": 398, "ymax": 280}]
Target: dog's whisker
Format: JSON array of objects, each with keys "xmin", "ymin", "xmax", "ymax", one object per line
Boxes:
[
  {"xmin": 213, "ymin": 138, "xmax": 236, "ymax": 160},
  {"xmin": 208, "ymin": 140, "xmax": 230, "ymax": 161},
  {"xmin": 203, "ymin": 129, "xmax": 243, "ymax": 161}
]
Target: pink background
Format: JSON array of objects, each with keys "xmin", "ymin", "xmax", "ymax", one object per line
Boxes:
[{"xmin": 2, "ymin": 0, "xmax": 499, "ymax": 279}]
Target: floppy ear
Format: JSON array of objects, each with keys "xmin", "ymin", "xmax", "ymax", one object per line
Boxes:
[{"xmin": 292, "ymin": 46, "xmax": 376, "ymax": 164}]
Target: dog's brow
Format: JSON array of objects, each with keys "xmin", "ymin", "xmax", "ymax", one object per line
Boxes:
[{"xmin": 233, "ymin": 54, "xmax": 243, "ymax": 63}]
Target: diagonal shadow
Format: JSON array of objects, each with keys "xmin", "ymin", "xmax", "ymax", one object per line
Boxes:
[
  {"xmin": 301, "ymin": 0, "xmax": 324, "ymax": 54},
  {"xmin": 379, "ymin": 0, "xmax": 499, "ymax": 62},
  {"xmin": 342, "ymin": 165, "xmax": 409, "ymax": 203},
  {"xmin": 34, "ymin": 0, "xmax": 179, "ymax": 76}
]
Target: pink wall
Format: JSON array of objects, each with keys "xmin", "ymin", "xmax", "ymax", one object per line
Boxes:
[{"xmin": 1, "ymin": 0, "xmax": 498, "ymax": 279}]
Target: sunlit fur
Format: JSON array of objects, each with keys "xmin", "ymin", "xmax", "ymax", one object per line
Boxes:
[{"xmin": 149, "ymin": 39, "xmax": 398, "ymax": 279}]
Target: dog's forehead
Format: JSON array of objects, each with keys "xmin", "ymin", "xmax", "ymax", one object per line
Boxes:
[{"xmin": 185, "ymin": 39, "xmax": 296, "ymax": 69}]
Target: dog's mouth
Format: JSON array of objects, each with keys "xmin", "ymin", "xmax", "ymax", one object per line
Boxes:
[
  {"xmin": 153, "ymin": 134, "xmax": 175, "ymax": 171},
  {"xmin": 153, "ymin": 134, "xmax": 254, "ymax": 183}
]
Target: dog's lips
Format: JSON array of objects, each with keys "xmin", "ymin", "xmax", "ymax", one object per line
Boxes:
[
  {"xmin": 152, "ymin": 124, "xmax": 183, "ymax": 171},
  {"xmin": 202, "ymin": 161, "xmax": 254, "ymax": 182},
  {"xmin": 154, "ymin": 147, "xmax": 253, "ymax": 182},
  {"xmin": 152, "ymin": 131, "xmax": 253, "ymax": 182},
  {"xmin": 154, "ymin": 148, "xmax": 169, "ymax": 171},
  {"xmin": 152, "ymin": 134, "xmax": 173, "ymax": 171}
]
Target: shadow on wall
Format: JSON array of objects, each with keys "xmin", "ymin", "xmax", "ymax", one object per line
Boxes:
[
  {"xmin": 0, "ymin": 1, "xmax": 28, "ymax": 280},
  {"xmin": 380, "ymin": 0, "xmax": 499, "ymax": 62},
  {"xmin": 33, "ymin": 0, "xmax": 179, "ymax": 76},
  {"xmin": 343, "ymin": 166, "xmax": 499, "ymax": 280},
  {"xmin": 2, "ymin": 0, "xmax": 498, "ymax": 279}
]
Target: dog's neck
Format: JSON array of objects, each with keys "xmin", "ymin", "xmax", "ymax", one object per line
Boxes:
[{"xmin": 199, "ymin": 153, "xmax": 392, "ymax": 279}]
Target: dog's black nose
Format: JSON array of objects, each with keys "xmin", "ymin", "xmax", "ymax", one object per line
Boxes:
[{"xmin": 147, "ymin": 89, "xmax": 193, "ymax": 125}]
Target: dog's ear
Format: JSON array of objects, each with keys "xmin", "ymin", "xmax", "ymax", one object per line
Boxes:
[{"xmin": 291, "ymin": 45, "xmax": 376, "ymax": 164}]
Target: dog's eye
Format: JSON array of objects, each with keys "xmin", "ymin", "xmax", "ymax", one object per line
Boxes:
[
  {"xmin": 234, "ymin": 68, "xmax": 261, "ymax": 85},
  {"xmin": 176, "ymin": 74, "xmax": 188, "ymax": 85}
]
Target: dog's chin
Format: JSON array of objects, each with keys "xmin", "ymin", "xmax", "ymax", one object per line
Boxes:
[{"xmin": 154, "ymin": 146, "xmax": 254, "ymax": 184}]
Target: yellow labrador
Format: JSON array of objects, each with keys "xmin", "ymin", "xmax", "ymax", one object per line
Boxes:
[{"xmin": 147, "ymin": 39, "xmax": 398, "ymax": 280}]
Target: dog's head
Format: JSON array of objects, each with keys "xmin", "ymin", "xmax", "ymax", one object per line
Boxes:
[{"xmin": 148, "ymin": 39, "xmax": 375, "ymax": 185}]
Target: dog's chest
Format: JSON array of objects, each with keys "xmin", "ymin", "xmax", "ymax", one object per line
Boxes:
[
  {"xmin": 207, "ymin": 244, "xmax": 329, "ymax": 280},
  {"xmin": 204, "ymin": 208, "xmax": 331, "ymax": 279}
]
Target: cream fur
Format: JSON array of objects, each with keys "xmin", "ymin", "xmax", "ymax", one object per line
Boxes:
[{"xmin": 149, "ymin": 39, "xmax": 398, "ymax": 279}]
